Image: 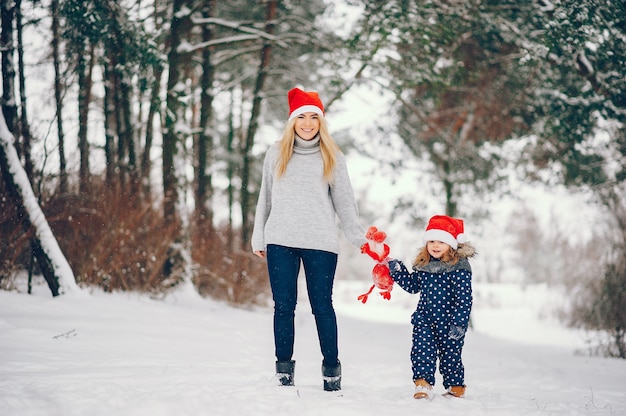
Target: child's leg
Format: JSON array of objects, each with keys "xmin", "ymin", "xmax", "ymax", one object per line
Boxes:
[
  {"xmin": 438, "ymin": 332, "xmax": 465, "ymax": 389},
  {"xmin": 411, "ymin": 323, "xmax": 437, "ymax": 385}
]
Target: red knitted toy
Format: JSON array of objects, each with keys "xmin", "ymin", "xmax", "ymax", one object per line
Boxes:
[{"xmin": 358, "ymin": 226, "xmax": 394, "ymax": 303}]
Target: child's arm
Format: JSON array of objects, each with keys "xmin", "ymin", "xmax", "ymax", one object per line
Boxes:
[
  {"xmin": 450, "ymin": 269, "xmax": 473, "ymax": 330},
  {"xmin": 388, "ymin": 259, "xmax": 422, "ymax": 294}
]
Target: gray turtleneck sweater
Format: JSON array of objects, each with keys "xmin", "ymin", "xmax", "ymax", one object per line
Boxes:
[{"xmin": 251, "ymin": 135, "xmax": 366, "ymax": 254}]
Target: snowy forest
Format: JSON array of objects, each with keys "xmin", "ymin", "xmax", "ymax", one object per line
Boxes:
[{"xmin": 1, "ymin": 0, "xmax": 625, "ymax": 361}]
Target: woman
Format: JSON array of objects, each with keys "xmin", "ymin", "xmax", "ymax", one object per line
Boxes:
[{"xmin": 251, "ymin": 87, "xmax": 366, "ymax": 391}]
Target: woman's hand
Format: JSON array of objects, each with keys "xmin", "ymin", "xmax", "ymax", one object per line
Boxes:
[{"xmin": 254, "ymin": 250, "xmax": 266, "ymax": 259}]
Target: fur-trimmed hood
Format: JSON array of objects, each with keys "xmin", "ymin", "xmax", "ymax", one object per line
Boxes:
[{"xmin": 456, "ymin": 242, "xmax": 476, "ymax": 259}]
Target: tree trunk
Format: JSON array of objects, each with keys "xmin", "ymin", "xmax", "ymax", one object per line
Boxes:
[
  {"xmin": 142, "ymin": 64, "xmax": 162, "ymax": 198},
  {"xmin": 117, "ymin": 45, "xmax": 137, "ymax": 197},
  {"xmin": 195, "ymin": 0, "xmax": 216, "ymax": 227},
  {"xmin": 163, "ymin": 0, "xmax": 193, "ymax": 222},
  {"xmin": 441, "ymin": 153, "xmax": 456, "ymax": 217},
  {"xmin": 110, "ymin": 51, "xmax": 126, "ymax": 189},
  {"xmin": 103, "ymin": 60, "xmax": 116, "ymax": 187},
  {"xmin": 15, "ymin": 0, "xmax": 33, "ymax": 181},
  {"xmin": 78, "ymin": 44, "xmax": 95, "ymax": 193},
  {"xmin": 240, "ymin": 0, "xmax": 278, "ymax": 248},
  {"xmin": 0, "ymin": 112, "xmax": 79, "ymax": 296},
  {"xmin": 1, "ymin": 0, "xmax": 18, "ymax": 139},
  {"xmin": 159, "ymin": 0, "xmax": 194, "ymax": 283},
  {"xmin": 141, "ymin": 0, "xmax": 167, "ymax": 199},
  {"xmin": 121, "ymin": 68, "xmax": 139, "ymax": 200},
  {"xmin": 50, "ymin": 0, "xmax": 67, "ymax": 194},
  {"xmin": 226, "ymin": 90, "xmax": 236, "ymax": 248}
]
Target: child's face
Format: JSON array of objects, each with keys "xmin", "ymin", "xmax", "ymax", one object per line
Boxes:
[{"xmin": 426, "ymin": 240, "xmax": 451, "ymax": 259}]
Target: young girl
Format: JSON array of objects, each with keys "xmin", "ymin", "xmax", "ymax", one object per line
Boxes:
[
  {"xmin": 251, "ymin": 87, "xmax": 366, "ymax": 391},
  {"xmin": 388, "ymin": 215, "xmax": 475, "ymax": 399}
]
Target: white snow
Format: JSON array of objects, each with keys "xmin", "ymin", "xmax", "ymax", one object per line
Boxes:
[{"xmin": 1, "ymin": 279, "xmax": 625, "ymax": 416}]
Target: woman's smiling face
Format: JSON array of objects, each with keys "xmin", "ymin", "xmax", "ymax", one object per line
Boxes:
[{"xmin": 294, "ymin": 112, "xmax": 320, "ymax": 140}]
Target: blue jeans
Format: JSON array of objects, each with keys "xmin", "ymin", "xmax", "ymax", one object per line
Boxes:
[{"xmin": 266, "ymin": 244, "xmax": 339, "ymax": 367}]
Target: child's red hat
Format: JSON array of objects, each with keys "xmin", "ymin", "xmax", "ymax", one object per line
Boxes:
[{"xmin": 422, "ymin": 215, "xmax": 467, "ymax": 250}]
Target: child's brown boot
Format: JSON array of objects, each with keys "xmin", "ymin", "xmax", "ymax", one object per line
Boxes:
[
  {"xmin": 413, "ymin": 379, "xmax": 433, "ymax": 399},
  {"xmin": 446, "ymin": 385, "xmax": 466, "ymax": 398}
]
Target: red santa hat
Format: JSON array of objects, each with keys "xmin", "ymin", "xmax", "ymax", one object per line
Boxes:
[
  {"xmin": 288, "ymin": 87, "xmax": 324, "ymax": 120},
  {"xmin": 422, "ymin": 215, "xmax": 467, "ymax": 250}
]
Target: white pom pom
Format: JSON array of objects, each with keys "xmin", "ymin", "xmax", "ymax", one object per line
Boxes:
[{"xmin": 456, "ymin": 233, "xmax": 467, "ymax": 244}]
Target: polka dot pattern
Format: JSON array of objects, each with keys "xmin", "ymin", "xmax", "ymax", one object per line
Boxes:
[{"xmin": 389, "ymin": 258, "xmax": 473, "ymax": 388}]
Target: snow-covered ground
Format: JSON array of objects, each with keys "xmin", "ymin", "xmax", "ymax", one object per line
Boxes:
[{"xmin": 1, "ymin": 279, "xmax": 625, "ymax": 416}]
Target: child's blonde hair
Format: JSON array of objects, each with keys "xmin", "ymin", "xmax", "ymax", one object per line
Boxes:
[
  {"xmin": 274, "ymin": 116, "xmax": 340, "ymax": 183},
  {"xmin": 413, "ymin": 244, "xmax": 462, "ymax": 267}
]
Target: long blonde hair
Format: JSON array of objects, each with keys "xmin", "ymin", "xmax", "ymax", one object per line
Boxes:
[{"xmin": 274, "ymin": 116, "xmax": 341, "ymax": 183}]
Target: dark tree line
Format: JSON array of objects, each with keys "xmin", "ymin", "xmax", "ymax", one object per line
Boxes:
[{"xmin": 1, "ymin": 0, "xmax": 339, "ymax": 299}]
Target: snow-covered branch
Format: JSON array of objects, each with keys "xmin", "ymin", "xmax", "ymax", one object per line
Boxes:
[{"xmin": 191, "ymin": 17, "xmax": 289, "ymax": 48}]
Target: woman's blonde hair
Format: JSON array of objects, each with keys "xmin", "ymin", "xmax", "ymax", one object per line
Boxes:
[
  {"xmin": 413, "ymin": 244, "xmax": 461, "ymax": 267},
  {"xmin": 274, "ymin": 116, "xmax": 340, "ymax": 183}
]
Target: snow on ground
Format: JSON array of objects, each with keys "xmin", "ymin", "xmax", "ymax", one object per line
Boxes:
[{"xmin": 1, "ymin": 279, "xmax": 625, "ymax": 416}]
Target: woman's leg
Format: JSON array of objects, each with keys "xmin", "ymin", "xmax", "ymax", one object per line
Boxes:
[
  {"xmin": 266, "ymin": 244, "xmax": 301, "ymax": 362},
  {"xmin": 300, "ymin": 248, "xmax": 339, "ymax": 367}
]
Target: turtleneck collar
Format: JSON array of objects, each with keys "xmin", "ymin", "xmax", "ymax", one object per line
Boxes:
[{"xmin": 293, "ymin": 134, "xmax": 321, "ymax": 154}]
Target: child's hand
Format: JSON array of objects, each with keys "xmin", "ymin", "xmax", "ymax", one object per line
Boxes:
[
  {"xmin": 388, "ymin": 259, "xmax": 402, "ymax": 272},
  {"xmin": 448, "ymin": 325, "xmax": 465, "ymax": 340}
]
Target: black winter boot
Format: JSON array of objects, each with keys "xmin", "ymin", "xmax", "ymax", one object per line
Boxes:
[
  {"xmin": 275, "ymin": 360, "xmax": 295, "ymax": 386},
  {"xmin": 322, "ymin": 361, "xmax": 341, "ymax": 391}
]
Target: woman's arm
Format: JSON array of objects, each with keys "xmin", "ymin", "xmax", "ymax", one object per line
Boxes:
[
  {"xmin": 251, "ymin": 145, "xmax": 276, "ymax": 253},
  {"xmin": 329, "ymin": 153, "xmax": 366, "ymax": 248}
]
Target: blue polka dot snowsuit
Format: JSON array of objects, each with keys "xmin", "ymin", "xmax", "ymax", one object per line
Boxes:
[{"xmin": 388, "ymin": 257, "xmax": 473, "ymax": 388}]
